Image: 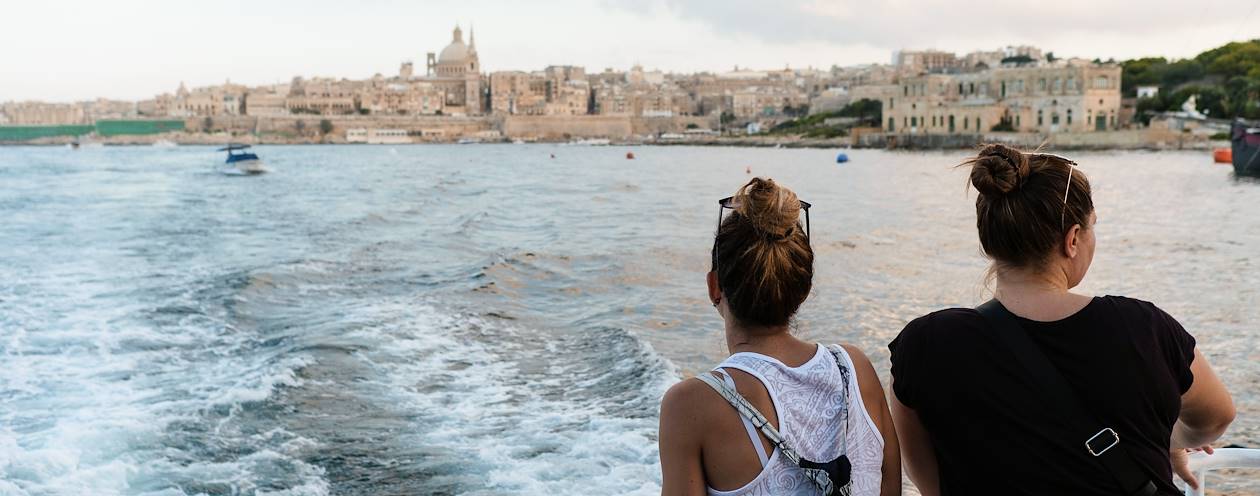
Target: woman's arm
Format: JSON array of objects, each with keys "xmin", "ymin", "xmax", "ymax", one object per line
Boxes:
[
  {"xmin": 890, "ymin": 380, "xmax": 940, "ymax": 496},
  {"xmin": 659, "ymin": 379, "xmax": 707, "ymax": 496},
  {"xmin": 1171, "ymin": 347, "xmax": 1235, "ymax": 449},
  {"xmin": 843, "ymin": 345, "xmax": 902, "ymax": 496}
]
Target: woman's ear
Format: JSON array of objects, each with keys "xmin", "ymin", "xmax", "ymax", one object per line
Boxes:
[
  {"xmin": 707, "ymin": 271, "xmax": 721, "ymax": 306},
  {"xmin": 1062, "ymin": 224, "xmax": 1081, "ymax": 259}
]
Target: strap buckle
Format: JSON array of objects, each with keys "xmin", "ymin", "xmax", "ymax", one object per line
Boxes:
[{"xmin": 1086, "ymin": 428, "xmax": 1120, "ymax": 457}]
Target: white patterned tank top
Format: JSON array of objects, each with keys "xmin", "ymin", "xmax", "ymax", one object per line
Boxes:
[{"xmin": 705, "ymin": 344, "xmax": 885, "ymax": 496}]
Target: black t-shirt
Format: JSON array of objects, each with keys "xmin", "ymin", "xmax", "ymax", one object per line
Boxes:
[{"xmin": 888, "ymin": 296, "xmax": 1197, "ymax": 495}]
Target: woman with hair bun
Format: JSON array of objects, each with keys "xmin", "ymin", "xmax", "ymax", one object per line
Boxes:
[
  {"xmin": 659, "ymin": 178, "xmax": 900, "ymax": 496},
  {"xmin": 888, "ymin": 144, "xmax": 1235, "ymax": 495}
]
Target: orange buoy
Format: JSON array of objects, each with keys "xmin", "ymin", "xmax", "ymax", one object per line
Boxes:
[
  {"xmin": 1213, "ymin": 148, "xmax": 1232, "ymax": 164},
  {"xmin": 626, "ymin": 151, "xmax": 635, "ymax": 159}
]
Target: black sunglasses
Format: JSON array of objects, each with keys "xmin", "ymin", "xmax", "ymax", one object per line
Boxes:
[{"xmin": 712, "ymin": 196, "xmax": 812, "ymax": 271}]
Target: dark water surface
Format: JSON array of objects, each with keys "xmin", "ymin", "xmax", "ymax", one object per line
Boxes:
[{"xmin": 0, "ymin": 145, "xmax": 1256, "ymax": 495}]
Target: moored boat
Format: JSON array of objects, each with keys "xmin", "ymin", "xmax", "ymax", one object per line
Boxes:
[{"xmin": 1232, "ymin": 120, "xmax": 1260, "ymax": 176}]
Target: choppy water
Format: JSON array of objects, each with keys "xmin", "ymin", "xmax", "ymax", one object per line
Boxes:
[{"xmin": 0, "ymin": 144, "xmax": 1256, "ymax": 495}]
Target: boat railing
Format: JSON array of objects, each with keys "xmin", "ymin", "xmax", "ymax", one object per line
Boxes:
[{"xmin": 1182, "ymin": 448, "xmax": 1260, "ymax": 496}]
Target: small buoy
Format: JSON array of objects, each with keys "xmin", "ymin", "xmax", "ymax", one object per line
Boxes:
[
  {"xmin": 1213, "ymin": 148, "xmax": 1232, "ymax": 164},
  {"xmin": 626, "ymin": 151, "xmax": 636, "ymax": 159},
  {"xmin": 745, "ymin": 166, "xmax": 752, "ymax": 174},
  {"xmin": 836, "ymin": 153, "xmax": 849, "ymax": 164},
  {"xmin": 550, "ymin": 153, "xmax": 556, "ymax": 159}
]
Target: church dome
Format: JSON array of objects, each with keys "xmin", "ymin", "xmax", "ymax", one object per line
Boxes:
[
  {"xmin": 439, "ymin": 40, "xmax": 468, "ymax": 64},
  {"xmin": 438, "ymin": 25, "xmax": 471, "ymax": 64}
]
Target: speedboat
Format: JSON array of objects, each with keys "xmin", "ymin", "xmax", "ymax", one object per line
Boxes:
[{"xmin": 217, "ymin": 144, "xmax": 266, "ymax": 175}]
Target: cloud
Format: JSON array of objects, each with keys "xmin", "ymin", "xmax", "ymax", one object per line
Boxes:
[{"xmin": 605, "ymin": 0, "xmax": 1254, "ymax": 57}]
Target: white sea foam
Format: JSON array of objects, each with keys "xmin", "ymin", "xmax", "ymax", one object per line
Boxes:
[
  {"xmin": 0, "ymin": 267, "xmax": 327, "ymax": 495},
  {"xmin": 348, "ymin": 303, "xmax": 679, "ymax": 495}
]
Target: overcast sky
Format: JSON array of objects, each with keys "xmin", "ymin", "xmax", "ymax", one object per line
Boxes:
[{"xmin": 3, "ymin": 0, "xmax": 1258, "ymax": 102}]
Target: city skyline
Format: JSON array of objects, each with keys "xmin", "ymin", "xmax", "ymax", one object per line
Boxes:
[{"xmin": 3, "ymin": 0, "xmax": 1259, "ymax": 103}]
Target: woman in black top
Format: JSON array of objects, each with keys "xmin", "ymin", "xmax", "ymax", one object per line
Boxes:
[{"xmin": 888, "ymin": 145, "xmax": 1236, "ymax": 495}]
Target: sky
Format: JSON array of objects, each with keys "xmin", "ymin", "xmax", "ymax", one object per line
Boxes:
[{"xmin": 2, "ymin": 0, "xmax": 1259, "ymax": 102}]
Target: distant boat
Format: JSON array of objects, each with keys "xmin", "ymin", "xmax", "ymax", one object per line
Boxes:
[
  {"xmin": 1232, "ymin": 121, "xmax": 1260, "ymax": 177},
  {"xmin": 571, "ymin": 138, "xmax": 611, "ymax": 146},
  {"xmin": 217, "ymin": 144, "xmax": 266, "ymax": 175},
  {"xmin": 70, "ymin": 135, "xmax": 103, "ymax": 149},
  {"xmin": 153, "ymin": 139, "xmax": 177, "ymax": 148},
  {"xmin": 512, "ymin": 139, "xmax": 526, "ymax": 145},
  {"xmin": 457, "ymin": 138, "xmax": 482, "ymax": 145}
]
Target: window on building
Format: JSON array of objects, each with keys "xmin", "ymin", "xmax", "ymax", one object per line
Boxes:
[
  {"xmin": 1038, "ymin": 79, "xmax": 1046, "ymax": 91},
  {"xmin": 964, "ymin": 117, "xmax": 969, "ymax": 130},
  {"xmin": 969, "ymin": 83, "xmax": 976, "ymax": 94},
  {"xmin": 1052, "ymin": 113, "xmax": 1060, "ymax": 125},
  {"xmin": 889, "ymin": 117, "xmax": 895, "ymax": 131},
  {"xmin": 1067, "ymin": 77, "xmax": 1076, "ymax": 92},
  {"xmin": 1094, "ymin": 76, "xmax": 1109, "ymax": 89},
  {"xmin": 958, "ymin": 83, "xmax": 964, "ymax": 95},
  {"xmin": 1038, "ymin": 109, "xmax": 1044, "ymax": 126},
  {"xmin": 1067, "ymin": 109, "xmax": 1073, "ymax": 125},
  {"xmin": 904, "ymin": 86, "xmax": 909, "ymax": 96},
  {"xmin": 911, "ymin": 116, "xmax": 917, "ymax": 127},
  {"xmin": 889, "ymin": 98, "xmax": 894, "ymax": 109},
  {"xmin": 1015, "ymin": 115, "xmax": 1021, "ymax": 127}
]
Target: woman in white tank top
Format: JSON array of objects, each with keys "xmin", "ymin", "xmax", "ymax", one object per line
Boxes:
[{"xmin": 658, "ymin": 178, "xmax": 900, "ymax": 496}]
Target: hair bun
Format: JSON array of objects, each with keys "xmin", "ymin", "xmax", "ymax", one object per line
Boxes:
[
  {"xmin": 969, "ymin": 144, "xmax": 1029, "ymax": 196},
  {"xmin": 735, "ymin": 177, "xmax": 800, "ymax": 240}
]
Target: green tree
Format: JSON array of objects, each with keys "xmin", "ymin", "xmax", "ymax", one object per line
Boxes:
[
  {"xmin": 838, "ymin": 98, "xmax": 882, "ymax": 126},
  {"xmin": 319, "ymin": 119, "xmax": 333, "ymax": 135}
]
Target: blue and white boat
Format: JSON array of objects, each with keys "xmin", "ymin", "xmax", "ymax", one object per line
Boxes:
[{"xmin": 217, "ymin": 144, "xmax": 266, "ymax": 175}]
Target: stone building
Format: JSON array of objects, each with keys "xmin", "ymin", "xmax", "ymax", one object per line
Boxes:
[
  {"xmin": 423, "ymin": 25, "xmax": 484, "ymax": 115},
  {"xmin": 0, "ymin": 101, "xmax": 87, "ymax": 124},
  {"xmin": 881, "ymin": 59, "xmax": 1122, "ymax": 134},
  {"xmin": 285, "ymin": 77, "xmax": 360, "ymax": 115}
]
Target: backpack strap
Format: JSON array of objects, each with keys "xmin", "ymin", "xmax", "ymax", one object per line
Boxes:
[
  {"xmin": 696, "ymin": 371, "xmax": 837, "ymax": 495},
  {"xmin": 696, "ymin": 345, "xmax": 858, "ymax": 496},
  {"xmin": 976, "ymin": 299, "xmax": 1160, "ymax": 496}
]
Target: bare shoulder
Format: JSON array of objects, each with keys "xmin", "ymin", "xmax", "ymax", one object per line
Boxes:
[
  {"xmin": 838, "ymin": 344, "xmax": 889, "ymax": 406},
  {"xmin": 661, "ymin": 376, "xmax": 723, "ymax": 427},
  {"xmin": 839, "ymin": 344, "xmax": 880, "ymax": 384}
]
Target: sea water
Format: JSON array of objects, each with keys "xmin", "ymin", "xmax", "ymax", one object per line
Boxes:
[{"xmin": 0, "ymin": 145, "xmax": 1256, "ymax": 495}]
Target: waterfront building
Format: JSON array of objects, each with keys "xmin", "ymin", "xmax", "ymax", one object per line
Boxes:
[
  {"xmin": 0, "ymin": 101, "xmax": 88, "ymax": 125},
  {"xmin": 422, "ymin": 25, "xmax": 484, "ymax": 115},
  {"xmin": 285, "ymin": 77, "xmax": 360, "ymax": 115},
  {"xmin": 881, "ymin": 58, "xmax": 1122, "ymax": 134},
  {"xmin": 244, "ymin": 85, "xmax": 291, "ymax": 116}
]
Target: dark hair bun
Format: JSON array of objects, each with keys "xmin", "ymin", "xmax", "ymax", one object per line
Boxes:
[
  {"xmin": 735, "ymin": 177, "xmax": 800, "ymax": 240},
  {"xmin": 970, "ymin": 143, "xmax": 1030, "ymax": 196}
]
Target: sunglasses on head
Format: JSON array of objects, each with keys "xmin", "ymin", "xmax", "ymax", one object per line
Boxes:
[{"xmin": 711, "ymin": 196, "xmax": 812, "ymax": 272}]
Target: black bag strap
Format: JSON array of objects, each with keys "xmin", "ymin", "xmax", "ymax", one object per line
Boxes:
[{"xmin": 976, "ymin": 299, "xmax": 1159, "ymax": 496}]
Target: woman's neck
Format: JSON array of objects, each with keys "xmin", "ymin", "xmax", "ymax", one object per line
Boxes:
[
  {"xmin": 723, "ymin": 322, "xmax": 813, "ymax": 360},
  {"xmin": 994, "ymin": 266, "xmax": 1092, "ymax": 321}
]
